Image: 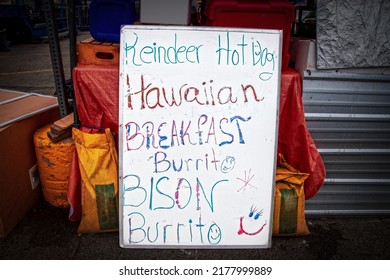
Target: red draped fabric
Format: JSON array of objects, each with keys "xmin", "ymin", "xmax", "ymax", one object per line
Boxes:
[{"xmin": 71, "ymin": 65, "xmax": 325, "ymax": 203}]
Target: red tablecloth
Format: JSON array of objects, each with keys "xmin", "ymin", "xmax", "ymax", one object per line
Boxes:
[
  {"xmin": 72, "ymin": 65, "xmax": 325, "ymax": 200},
  {"xmin": 277, "ymin": 69, "xmax": 326, "ymax": 200}
]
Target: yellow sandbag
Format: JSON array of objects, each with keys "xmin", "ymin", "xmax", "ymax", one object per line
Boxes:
[
  {"xmin": 72, "ymin": 127, "xmax": 119, "ymax": 234},
  {"xmin": 273, "ymin": 155, "xmax": 310, "ymax": 236},
  {"xmin": 34, "ymin": 124, "xmax": 74, "ymax": 208}
]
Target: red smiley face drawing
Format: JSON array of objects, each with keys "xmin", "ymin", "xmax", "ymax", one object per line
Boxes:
[{"xmin": 238, "ymin": 206, "xmax": 267, "ymax": 236}]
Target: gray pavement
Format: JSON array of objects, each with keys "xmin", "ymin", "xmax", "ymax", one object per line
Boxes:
[
  {"xmin": 0, "ymin": 31, "xmax": 90, "ymax": 96},
  {"xmin": 1, "ymin": 198, "xmax": 390, "ymax": 259},
  {"xmin": 1, "ymin": 32, "xmax": 390, "ymax": 260}
]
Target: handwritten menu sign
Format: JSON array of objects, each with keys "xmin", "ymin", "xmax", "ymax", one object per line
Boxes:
[{"xmin": 119, "ymin": 26, "xmax": 281, "ymax": 248}]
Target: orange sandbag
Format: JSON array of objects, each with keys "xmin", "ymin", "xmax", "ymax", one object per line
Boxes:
[
  {"xmin": 72, "ymin": 127, "xmax": 119, "ymax": 234},
  {"xmin": 273, "ymin": 155, "xmax": 310, "ymax": 236},
  {"xmin": 34, "ymin": 124, "xmax": 74, "ymax": 208}
]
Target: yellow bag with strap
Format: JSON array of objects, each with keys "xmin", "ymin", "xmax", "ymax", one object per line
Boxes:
[
  {"xmin": 72, "ymin": 127, "xmax": 119, "ymax": 234},
  {"xmin": 273, "ymin": 155, "xmax": 310, "ymax": 236}
]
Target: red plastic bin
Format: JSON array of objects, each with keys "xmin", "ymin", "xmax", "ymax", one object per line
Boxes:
[{"xmin": 202, "ymin": 0, "xmax": 295, "ymax": 70}]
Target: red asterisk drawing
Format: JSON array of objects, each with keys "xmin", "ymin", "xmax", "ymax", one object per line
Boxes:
[{"xmin": 237, "ymin": 169, "xmax": 258, "ymax": 192}]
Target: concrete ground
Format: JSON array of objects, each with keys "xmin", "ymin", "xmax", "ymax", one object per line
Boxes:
[
  {"xmin": 0, "ymin": 31, "xmax": 86, "ymax": 95},
  {"xmin": 1, "ymin": 197, "xmax": 390, "ymax": 259},
  {"xmin": 1, "ymin": 32, "xmax": 390, "ymax": 260}
]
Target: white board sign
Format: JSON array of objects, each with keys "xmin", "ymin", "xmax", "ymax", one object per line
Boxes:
[{"xmin": 119, "ymin": 25, "xmax": 281, "ymax": 248}]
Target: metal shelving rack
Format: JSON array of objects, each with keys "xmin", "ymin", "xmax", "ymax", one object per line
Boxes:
[{"xmin": 42, "ymin": 0, "xmax": 78, "ymax": 122}]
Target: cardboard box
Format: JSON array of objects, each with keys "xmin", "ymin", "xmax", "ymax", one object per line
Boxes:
[
  {"xmin": 140, "ymin": 0, "xmax": 191, "ymax": 25},
  {"xmin": 0, "ymin": 89, "xmax": 60, "ymax": 238}
]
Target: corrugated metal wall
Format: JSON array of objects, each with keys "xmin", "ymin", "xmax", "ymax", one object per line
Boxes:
[{"xmin": 302, "ymin": 71, "xmax": 390, "ymax": 216}]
